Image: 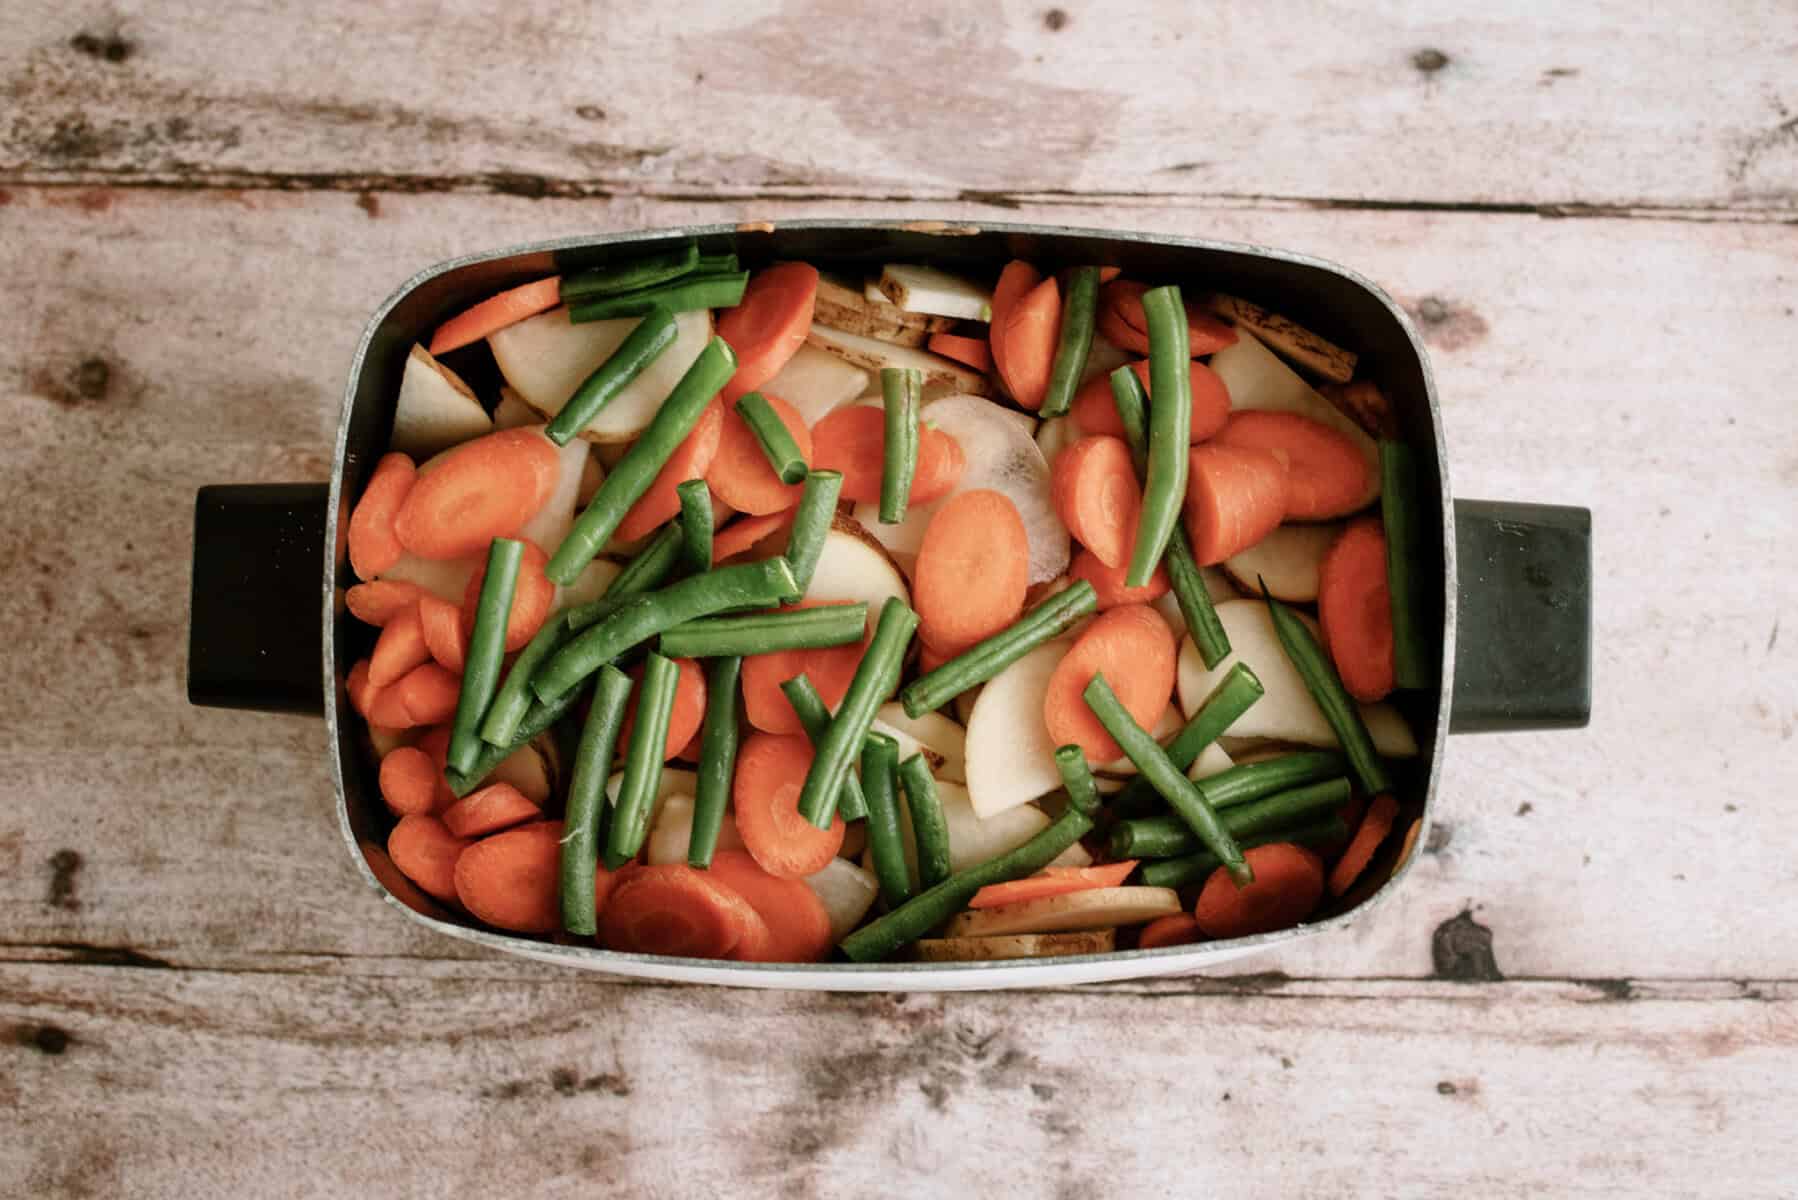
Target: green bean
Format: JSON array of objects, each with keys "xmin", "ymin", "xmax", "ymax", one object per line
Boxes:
[
  {"xmin": 1108, "ymin": 363, "xmax": 1150, "ymax": 475},
  {"xmin": 1112, "ymin": 778, "xmax": 1352, "ymax": 858},
  {"xmin": 1110, "ymin": 662, "xmax": 1264, "ymax": 815},
  {"xmin": 545, "ymin": 336, "xmax": 735, "ymax": 584},
  {"xmin": 604, "ymin": 652, "xmax": 679, "ymax": 869},
  {"xmin": 1039, "ymin": 266, "xmax": 1100, "ymax": 419},
  {"xmin": 446, "ymin": 688, "xmax": 581, "ymax": 797},
  {"xmin": 559, "ymin": 242, "xmax": 699, "ymax": 303},
  {"xmin": 564, "ymin": 526, "xmax": 687, "ymax": 632},
  {"xmin": 688, "ymin": 655, "xmax": 742, "ymax": 868},
  {"xmin": 559, "ymin": 665, "xmax": 633, "ymax": 935},
  {"xmin": 695, "ymin": 252, "xmax": 738, "ymax": 275},
  {"xmin": 1083, "ymin": 672, "xmax": 1249, "ymax": 885},
  {"xmin": 663, "ymin": 602, "xmax": 866, "ymax": 659},
  {"xmin": 1380, "ymin": 439, "xmax": 1434, "ymax": 689},
  {"xmin": 534, "ymin": 557, "xmax": 799, "ymax": 700},
  {"xmin": 784, "ymin": 469, "xmax": 843, "ymax": 598},
  {"xmin": 568, "ymin": 271, "xmax": 749, "ymax": 322},
  {"xmin": 544, "ymin": 307, "xmax": 679, "ymax": 445},
  {"xmin": 1138, "ymin": 817, "xmax": 1349, "ymax": 889},
  {"xmin": 878, "ymin": 367, "xmax": 921, "ymax": 523},
  {"xmin": 839, "ymin": 804, "xmax": 1094, "ymax": 962},
  {"xmin": 862, "ymin": 733, "xmax": 912, "ymax": 907},
  {"xmin": 1197, "ymin": 750, "xmax": 1349, "ymax": 811},
  {"xmin": 1263, "ymin": 590, "xmax": 1393, "ymax": 795},
  {"xmin": 898, "ymin": 753, "xmax": 951, "ymax": 889},
  {"xmin": 795, "ymin": 597, "xmax": 918, "ymax": 828},
  {"xmin": 735, "ymin": 391, "xmax": 809, "ymax": 485},
  {"xmin": 1053, "ymin": 744, "xmax": 1101, "ymax": 817},
  {"xmin": 779, "ymin": 674, "xmax": 869, "ymax": 822},
  {"xmin": 675, "ymin": 478, "xmax": 713, "ymax": 574},
  {"xmin": 1167, "ymin": 526, "xmax": 1231, "ymax": 669},
  {"xmin": 1126, "ymin": 284, "xmax": 1192, "ymax": 587},
  {"xmin": 899, "ymin": 580, "xmax": 1097, "ymax": 717},
  {"xmin": 446, "ymin": 538, "xmax": 524, "ymax": 775},
  {"xmin": 479, "ymin": 613, "xmax": 576, "ymax": 747}
]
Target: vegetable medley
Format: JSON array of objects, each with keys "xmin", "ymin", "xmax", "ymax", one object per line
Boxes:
[{"xmin": 345, "ymin": 242, "xmax": 1434, "ymax": 965}]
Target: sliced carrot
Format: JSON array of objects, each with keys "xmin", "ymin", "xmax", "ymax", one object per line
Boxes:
[
  {"xmin": 810, "ymin": 405, "xmax": 966, "ymax": 505},
  {"xmin": 379, "ymin": 746, "xmax": 441, "ymax": 817},
  {"xmin": 968, "ymin": 860, "xmax": 1138, "ymax": 909},
  {"xmin": 1068, "ymin": 547, "xmax": 1170, "ymax": 609},
  {"xmin": 1214, "ymin": 410, "xmax": 1374, "ymax": 520},
  {"xmin": 707, "ymin": 392, "xmax": 813, "ymax": 515},
  {"xmin": 393, "ymin": 428, "xmax": 561, "ymax": 560},
  {"xmin": 712, "ymin": 508, "xmax": 795, "ymax": 564},
  {"xmin": 917, "ymin": 640, "xmax": 953, "ymax": 673},
  {"xmin": 988, "ymin": 260, "xmax": 1043, "ymax": 387},
  {"xmin": 673, "ymin": 725, "xmax": 704, "ymax": 762},
  {"xmin": 1050, "ymin": 435, "xmax": 1142, "ymax": 569},
  {"xmin": 453, "ymin": 820, "xmax": 565, "ymax": 934},
  {"xmin": 741, "ymin": 601, "xmax": 869, "ymax": 734},
  {"xmin": 1042, "ymin": 604, "xmax": 1176, "ymax": 762},
  {"xmin": 367, "ymin": 662, "xmax": 462, "ymax": 728},
  {"xmin": 732, "ymin": 732, "xmax": 846, "ymax": 877},
  {"xmin": 459, "ymin": 537, "xmax": 554, "ymax": 652},
  {"xmin": 600, "ymin": 863, "xmax": 766, "ymax": 959},
  {"xmin": 1329, "ymin": 793, "xmax": 1399, "ymax": 897},
  {"xmin": 345, "ymin": 578, "xmax": 425, "ymax": 627},
  {"xmin": 994, "ymin": 276, "xmax": 1060, "ymax": 410},
  {"xmin": 427, "ymin": 276, "xmax": 562, "ymax": 356},
  {"xmin": 1195, "ymin": 842, "xmax": 1326, "ymax": 938},
  {"xmin": 1182, "ymin": 443, "xmax": 1289, "ymax": 565},
  {"xmin": 418, "ymin": 593, "xmax": 468, "ymax": 673},
  {"xmin": 415, "ymin": 725, "xmax": 457, "ymax": 814},
  {"xmin": 613, "ymin": 399, "xmax": 725, "ymax": 543},
  {"xmin": 592, "ymin": 862, "xmax": 621, "ymax": 923},
  {"xmin": 1318, "ymin": 517, "xmax": 1396, "ymax": 702},
  {"xmin": 346, "ymin": 657, "xmax": 382, "ymax": 718},
  {"xmin": 368, "ymin": 603, "xmax": 429, "ymax": 687},
  {"xmin": 704, "ymin": 849, "xmax": 835, "ymax": 962},
  {"xmin": 914, "ymin": 489, "xmax": 1030, "ymax": 656},
  {"xmin": 1138, "ymin": 912, "xmax": 1203, "ymax": 949},
  {"xmin": 717, "ymin": 262, "xmax": 819, "ymax": 403},
  {"xmin": 1097, "ymin": 279, "xmax": 1240, "ymax": 357},
  {"xmin": 387, "ymin": 814, "xmax": 471, "ymax": 904},
  {"xmin": 1070, "ymin": 359, "xmax": 1232, "ymax": 443},
  {"xmin": 619, "ymin": 656, "xmax": 708, "ymax": 760},
  {"xmin": 1097, "ymin": 266, "xmax": 1123, "ymax": 284},
  {"xmin": 348, "ymin": 453, "xmax": 417, "ymax": 581},
  {"xmin": 441, "ymin": 781, "xmax": 541, "ymax": 838},
  {"xmin": 927, "ymin": 332, "xmax": 994, "ymax": 373}
]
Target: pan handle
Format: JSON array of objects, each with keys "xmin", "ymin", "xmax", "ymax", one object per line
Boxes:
[
  {"xmin": 1449, "ymin": 499, "xmax": 1592, "ymax": 733},
  {"xmin": 188, "ymin": 483, "xmax": 328, "ymax": 715}
]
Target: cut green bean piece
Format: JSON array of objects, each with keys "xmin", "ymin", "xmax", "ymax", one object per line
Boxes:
[
  {"xmin": 663, "ymin": 602, "xmax": 866, "ymax": 659},
  {"xmin": 780, "ymin": 674, "xmax": 869, "ymax": 822},
  {"xmin": 898, "ymin": 753, "xmax": 952, "ymax": 889},
  {"xmin": 695, "ymin": 252, "xmax": 738, "ymax": 275},
  {"xmin": 1138, "ymin": 817, "xmax": 1348, "ymax": 889},
  {"xmin": 1110, "ymin": 661, "xmax": 1264, "ymax": 815},
  {"xmin": 1262, "ymin": 589, "xmax": 1393, "ymax": 795},
  {"xmin": 535, "ymin": 557, "xmax": 799, "ymax": 701},
  {"xmin": 1167, "ymin": 526, "xmax": 1231, "ymax": 669},
  {"xmin": 839, "ymin": 804, "xmax": 1095, "ymax": 962},
  {"xmin": 1127, "ymin": 284, "xmax": 1192, "ymax": 587},
  {"xmin": 675, "ymin": 478, "xmax": 713, "ymax": 574},
  {"xmin": 569, "ymin": 271, "xmax": 749, "ymax": 322},
  {"xmin": 688, "ymin": 655, "xmax": 742, "ymax": 868},
  {"xmin": 1198, "ymin": 751, "xmax": 1349, "ymax": 811},
  {"xmin": 1053, "ymin": 744, "xmax": 1101, "ymax": 817},
  {"xmin": 1084, "ymin": 672, "xmax": 1250, "ymax": 885},
  {"xmin": 447, "ymin": 538, "xmax": 524, "ymax": 775},
  {"xmin": 545, "ymin": 307, "xmax": 679, "ymax": 445},
  {"xmin": 795, "ymin": 597, "xmax": 918, "ymax": 828},
  {"xmin": 878, "ymin": 367, "xmax": 922, "ymax": 524},
  {"xmin": 604, "ymin": 653, "xmax": 679, "ymax": 869},
  {"xmin": 559, "ymin": 242, "xmax": 699, "ymax": 303},
  {"xmin": 546, "ymin": 336, "xmax": 735, "ymax": 584},
  {"xmin": 783, "ymin": 470, "xmax": 842, "ymax": 599},
  {"xmin": 900, "ymin": 580, "xmax": 1097, "ymax": 717},
  {"xmin": 1109, "ymin": 363, "xmax": 1150, "ymax": 475},
  {"xmin": 1040, "ymin": 266, "xmax": 1100, "ymax": 419},
  {"xmin": 862, "ymin": 733, "xmax": 912, "ymax": 908},
  {"xmin": 565, "ymin": 526, "xmax": 687, "ymax": 634},
  {"xmin": 447, "ymin": 688, "xmax": 581, "ymax": 797},
  {"xmin": 1380, "ymin": 439, "xmax": 1434, "ymax": 689},
  {"xmin": 481, "ymin": 612, "xmax": 574, "ymax": 747},
  {"xmin": 560, "ymin": 665, "xmax": 633, "ymax": 935},
  {"xmin": 1112, "ymin": 778, "xmax": 1352, "ymax": 858},
  {"xmin": 735, "ymin": 391, "xmax": 809, "ymax": 485}
]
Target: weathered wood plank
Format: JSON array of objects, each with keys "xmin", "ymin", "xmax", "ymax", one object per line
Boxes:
[
  {"xmin": 3, "ymin": 966, "xmax": 1794, "ymax": 1197},
  {"xmin": 2, "ymin": 1, "xmax": 1795, "ymax": 213},
  {"xmin": 1, "ymin": 187, "xmax": 1794, "ymax": 982}
]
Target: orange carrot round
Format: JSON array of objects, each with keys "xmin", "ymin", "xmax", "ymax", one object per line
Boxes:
[
  {"xmin": 1329, "ymin": 793, "xmax": 1399, "ymax": 897},
  {"xmin": 704, "ymin": 849, "xmax": 835, "ymax": 962},
  {"xmin": 994, "ymin": 276, "xmax": 1061, "ymax": 410},
  {"xmin": 1042, "ymin": 604, "xmax": 1176, "ymax": 762},
  {"xmin": 1195, "ymin": 842, "xmax": 1326, "ymax": 938},
  {"xmin": 1214, "ymin": 410, "xmax": 1374, "ymax": 520},
  {"xmin": 712, "ymin": 507, "xmax": 795, "ymax": 564},
  {"xmin": 1051, "ymin": 435, "xmax": 1142, "ymax": 569},
  {"xmin": 988, "ymin": 260, "xmax": 1044, "ymax": 385},
  {"xmin": 348, "ymin": 453, "xmax": 417, "ymax": 580},
  {"xmin": 1182, "ymin": 443, "xmax": 1289, "ymax": 565},
  {"xmin": 1068, "ymin": 547, "xmax": 1170, "ymax": 609},
  {"xmin": 415, "ymin": 725, "xmax": 457, "ymax": 813},
  {"xmin": 810, "ymin": 405, "xmax": 965, "ymax": 505},
  {"xmin": 1138, "ymin": 912, "xmax": 1203, "ymax": 949},
  {"xmin": 368, "ymin": 603, "xmax": 429, "ymax": 687},
  {"xmin": 707, "ymin": 392, "xmax": 813, "ymax": 514},
  {"xmin": 619, "ymin": 656, "xmax": 708, "ymax": 760},
  {"xmin": 428, "ymin": 276, "xmax": 562, "ymax": 356},
  {"xmin": 613, "ymin": 399, "xmax": 725, "ymax": 543},
  {"xmin": 741, "ymin": 601, "xmax": 870, "ymax": 733},
  {"xmin": 345, "ymin": 579, "xmax": 425, "ymax": 627},
  {"xmin": 1318, "ymin": 516, "xmax": 1396, "ymax": 702},
  {"xmin": 387, "ymin": 814, "xmax": 471, "ymax": 903},
  {"xmin": 1098, "ymin": 280, "xmax": 1240, "ymax": 356},
  {"xmin": 927, "ymin": 332, "xmax": 994, "ymax": 373},
  {"xmin": 459, "ymin": 538, "xmax": 554, "ymax": 652},
  {"xmin": 393, "ymin": 428, "xmax": 561, "ymax": 560},
  {"xmin": 418, "ymin": 593, "xmax": 469, "ymax": 673},
  {"xmin": 732, "ymin": 732, "xmax": 846, "ymax": 877},
  {"xmin": 452, "ymin": 820, "xmax": 564, "ymax": 933},
  {"xmin": 717, "ymin": 262, "xmax": 819, "ymax": 403},
  {"xmin": 1070, "ymin": 359, "xmax": 1232, "ymax": 443},
  {"xmin": 968, "ymin": 860, "xmax": 1138, "ymax": 909},
  {"xmin": 379, "ymin": 746, "xmax": 441, "ymax": 817},
  {"xmin": 346, "ymin": 657, "xmax": 382, "ymax": 718},
  {"xmin": 441, "ymin": 781, "xmax": 541, "ymax": 838},
  {"xmin": 368, "ymin": 662, "xmax": 462, "ymax": 728},
  {"xmin": 600, "ymin": 863, "xmax": 766, "ymax": 959},
  {"xmin": 914, "ymin": 489, "xmax": 1030, "ymax": 656}
]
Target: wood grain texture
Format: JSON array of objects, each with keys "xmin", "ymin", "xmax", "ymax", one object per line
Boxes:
[{"xmin": 1, "ymin": 1, "xmax": 1795, "ymax": 214}]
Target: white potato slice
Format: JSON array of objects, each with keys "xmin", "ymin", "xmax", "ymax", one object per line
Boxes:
[
  {"xmin": 555, "ymin": 558, "xmax": 623, "ymax": 615},
  {"xmin": 850, "ymin": 498, "xmax": 935, "ymax": 578},
  {"xmin": 945, "ymin": 887, "xmax": 1182, "ymax": 938},
  {"xmin": 805, "ymin": 517, "xmax": 910, "ymax": 635},
  {"xmin": 1188, "ymin": 741, "xmax": 1236, "ymax": 781},
  {"xmin": 1034, "ymin": 415, "xmax": 1079, "ymax": 467},
  {"xmin": 813, "ymin": 274, "xmax": 935, "ymax": 347},
  {"xmin": 1223, "ymin": 522, "xmax": 1343, "ymax": 603},
  {"xmin": 1079, "ymin": 334, "xmax": 1134, "ymax": 386},
  {"xmin": 895, "ymin": 782, "xmax": 1052, "ymax": 888},
  {"xmin": 488, "ymin": 739, "xmax": 555, "ymax": 807},
  {"xmin": 952, "ymin": 685, "xmax": 981, "ymax": 728},
  {"xmin": 805, "ymin": 857, "xmax": 880, "ymax": 944},
  {"xmin": 644, "ymin": 793, "xmax": 747, "ymax": 866},
  {"xmin": 1047, "ymin": 841, "xmax": 1095, "ymax": 869},
  {"xmin": 921, "ymin": 394, "xmax": 1070, "ymax": 584},
  {"xmin": 489, "ymin": 307, "xmax": 712, "ymax": 443},
  {"xmin": 871, "ymin": 703, "xmax": 966, "ymax": 784},
  {"xmin": 491, "ymin": 386, "xmax": 539, "ymax": 431},
  {"xmin": 877, "ymin": 263, "xmax": 993, "ymax": 322},
  {"xmin": 807, "ymin": 324, "xmax": 993, "ymax": 397},
  {"xmin": 914, "ymin": 930, "xmax": 1115, "ymax": 961},
  {"xmin": 1205, "ymin": 294, "xmax": 1357, "ymax": 383},
  {"xmin": 1176, "ymin": 599, "xmax": 1418, "ymax": 757},
  {"xmin": 391, "ymin": 345, "xmax": 492, "ymax": 458},
  {"xmin": 577, "ymin": 453, "xmax": 604, "ymax": 507},
  {"xmin": 763, "ymin": 341, "xmax": 871, "ymax": 427},
  {"xmin": 517, "ymin": 427, "xmax": 589, "ymax": 554},
  {"xmin": 378, "ymin": 553, "xmax": 478, "ymax": 603},
  {"xmin": 605, "ymin": 768, "xmax": 699, "ymax": 838},
  {"xmin": 963, "ymin": 640, "xmax": 1070, "ymax": 818},
  {"xmin": 859, "ymin": 278, "xmax": 956, "ymax": 331}
]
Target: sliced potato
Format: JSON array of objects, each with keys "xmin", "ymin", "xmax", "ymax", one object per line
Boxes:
[
  {"xmin": 805, "ymin": 856, "xmax": 880, "ymax": 944},
  {"xmin": 813, "ymin": 274, "xmax": 934, "ymax": 346},
  {"xmin": 871, "ymin": 702, "xmax": 967, "ymax": 783},
  {"xmin": 1222, "ymin": 522, "xmax": 1342, "ymax": 603},
  {"xmin": 963, "ymin": 640, "xmax": 1070, "ymax": 818},
  {"xmin": 605, "ymin": 767, "xmax": 699, "ymax": 838},
  {"xmin": 945, "ymin": 887, "xmax": 1182, "ymax": 938},
  {"xmin": 488, "ymin": 738, "xmax": 555, "ymax": 807},
  {"xmin": 849, "ymin": 498, "xmax": 935, "ymax": 578},
  {"xmin": 1079, "ymin": 334, "xmax": 1133, "ymax": 386},
  {"xmin": 1034, "ymin": 415, "xmax": 1079, "ymax": 467},
  {"xmin": 555, "ymin": 557, "xmax": 623, "ymax": 615},
  {"xmin": 391, "ymin": 345, "xmax": 492, "ymax": 458},
  {"xmin": 921, "ymin": 394, "xmax": 1069, "ymax": 584},
  {"xmin": 1176, "ymin": 599, "xmax": 1418, "ymax": 757},
  {"xmin": 877, "ymin": 263, "xmax": 993, "ymax": 322},
  {"xmin": 577, "ymin": 452, "xmax": 604, "ymax": 507},
  {"xmin": 806, "ymin": 516, "xmax": 910, "ymax": 635},
  {"xmin": 1205, "ymin": 293, "xmax": 1357, "ymax": 383},
  {"xmin": 807, "ymin": 324, "xmax": 993, "ymax": 397},
  {"xmin": 952, "ymin": 684, "xmax": 981, "ymax": 728},
  {"xmin": 762, "ymin": 340, "xmax": 871, "ymax": 427},
  {"xmin": 895, "ymin": 781, "xmax": 1052, "ymax": 888},
  {"xmin": 1188, "ymin": 741, "xmax": 1236, "ymax": 781},
  {"xmin": 645, "ymin": 793, "xmax": 747, "ymax": 866},
  {"xmin": 492, "ymin": 386, "xmax": 539, "ymax": 432},
  {"xmin": 518, "ymin": 428, "xmax": 589, "ymax": 554},
  {"xmin": 378, "ymin": 552, "xmax": 478, "ymax": 603},
  {"xmin": 1047, "ymin": 840, "xmax": 1095, "ymax": 869},
  {"xmin": 860, "ymin": 277, "xmax": 956, "ymax": 331},
  {"xmin": 914, "ymin": 930, "xmax": 1115, "ymax": 962}
]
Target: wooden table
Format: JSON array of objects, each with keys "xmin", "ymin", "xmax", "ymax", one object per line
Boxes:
[{"xmin": 4, "ymin": 3, "xmax": 1794, "ymax": 1195}]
